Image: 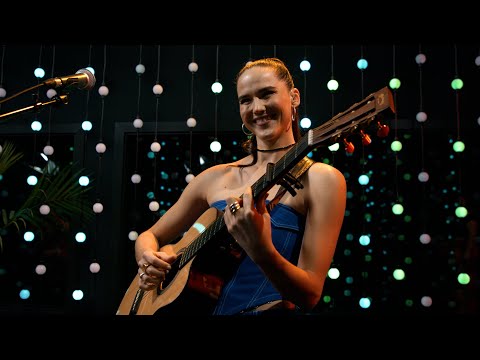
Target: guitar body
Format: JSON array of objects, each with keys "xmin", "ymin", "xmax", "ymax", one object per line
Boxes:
[{"xmin": 117, "ymin": 207, "xmax": 242, "ymax": 315}]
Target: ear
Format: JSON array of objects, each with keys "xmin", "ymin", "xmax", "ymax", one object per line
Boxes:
[{"xmin": 290, "ymin": 88, "xmax": 300, "ymax": 107}]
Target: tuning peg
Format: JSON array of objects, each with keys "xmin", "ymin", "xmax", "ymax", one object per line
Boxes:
[
  {"xmin": 376, "ymin": 121, "xmax": 390, "ymax": 138},
  {"xmin": 343, "ymin": 138, "xmax": 354, "ymax": 154},
  {"xmin": 360, "ymin": 130, "xmax": 372, "ymax": 146}
]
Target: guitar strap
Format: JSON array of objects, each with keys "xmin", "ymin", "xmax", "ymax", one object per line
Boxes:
[{"xmin": 266, "ymin": 156, "xmax": 316, "ymax": 212}]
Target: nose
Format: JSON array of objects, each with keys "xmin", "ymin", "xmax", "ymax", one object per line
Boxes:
[{"xmin": 252, "ymin": 98, "xmax": 266, "ymax": 114}]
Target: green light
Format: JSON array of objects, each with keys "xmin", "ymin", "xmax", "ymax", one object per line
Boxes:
[
  {"xmin": 404, "ymin": 215, "xmax": 412, "ymax": 223},
  {"xmin": 393, "ymin": 268, "xmax": 405, "ymax": 280},
  {"xmin": 389, "ymin": 77, "xmax": 401, "ymax": 89},
  {"xmin": 457, "ymin": 273, "xmax": 470, "ymax": 285},
  {"xmin": 390, "ymin": 140, "xmax": 402, "ymax": 152},
  {"xmin": 455, "ymin": 206, "xmax": 468, "ymax": 218},
  {"xmin": 323, "ymin": 295, "xmax": 332, "ymax": 303},
  {"xmin": 405, "ymin": 299, "xmax": 414, "ymax": 307},
  {"xmin": 363, "ymin": 213, "xmax": 372, "ymax": 222},
  {"xmin": 404, "ymin": 257, "xmax": 412, "ymax": 264},
  {"xmin": 365, "ymin": 254, "xmax": 372, "ymax": 262},
  {"xmin": 453, "ymin": 140, "xmax": 465, "ymax": 152},
  {"xmin": 451, "ymin": 78, "xmax": 464, "ymax": 90},
  {"xmin": 392, "ymin": 203, "xmax": 404, "ymax": 215}
]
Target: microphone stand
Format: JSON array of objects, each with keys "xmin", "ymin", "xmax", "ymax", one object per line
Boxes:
[{"xmin": 0, "ymin": 94, "xmax": 69, "ymax": 121}]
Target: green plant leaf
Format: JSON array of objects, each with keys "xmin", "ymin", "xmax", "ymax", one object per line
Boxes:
[{"xmin": 0, "ymin": 141, "xmax": 24, "ymax": 175}]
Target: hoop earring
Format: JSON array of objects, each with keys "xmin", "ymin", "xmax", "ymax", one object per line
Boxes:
[
  {"xmin": 242, "ymin": 124, "xmax": 253, "ymax": 138},
  {"xmin": 292, "ymin": 107, "xmax": 297, "ymax": 122}
]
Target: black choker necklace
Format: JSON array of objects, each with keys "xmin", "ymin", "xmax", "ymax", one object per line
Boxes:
[{"xmin": 257, "ymin": 143, "xmax": 296, "ymax": 153}]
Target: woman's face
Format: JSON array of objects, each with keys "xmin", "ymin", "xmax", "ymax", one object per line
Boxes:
[{"xmin": 237, "ymin": 66, "xmax": 295, "ymax": 145}]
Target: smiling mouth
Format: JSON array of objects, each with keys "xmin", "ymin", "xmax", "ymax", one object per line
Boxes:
[{"xmin": 254, "ymin": 116, "xmax": 270, "ymax": 125}]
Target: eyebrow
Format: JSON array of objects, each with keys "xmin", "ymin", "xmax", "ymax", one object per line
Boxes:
[{"xmin": 238, "ymin": 86, "xmax": 277, "ymax": 102}]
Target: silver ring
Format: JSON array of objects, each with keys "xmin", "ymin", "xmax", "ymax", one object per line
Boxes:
[
  {"xmin": 229, "ymin": 201, "xmax": 241, "ymax": 214},
  {"xmin": 139, "ymin": 272, "xmax": 145, "ymax": 279}
]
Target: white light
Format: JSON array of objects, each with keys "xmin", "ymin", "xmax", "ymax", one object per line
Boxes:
[
  {"xmin": 75, "ymin": 232, "xmax": 86, "ymax": 243},
  {"xmin": 96, "ymin": 142, "xmax": 106, "ymax": 154},
  {"xmin": 327, "ymin": 79, "xmax": 339, "ymax": 91},
  {"xmin": 327, "ymin": 267, "xmax": 340, "ymax": 279},
  {"xmin": 0, "ymin": 87, "xmax": 6, "ymax": 98},
  {"xmin": 149, "ymin": 201, "xmax": 160, "ymax": 212},
  {"xmin": 419, "ymin": 233, "xmax": 431, "ymax": 244},
  {"xmin": 34, "ymin": 67, "xmax": 45, "ymax": 79},
  {"xmin": 135, "ymin": 64, "xmax": 145, "ymax": 74},
  {"xmin": 211, "ymin": 81, "xmax": 223, "ymax": 94},
  {"xmin": 128, "ymin": 231, "xmax": 138, "ymax": 241},
  {"xmin": 72, "ymin": 290, "xmax": 84, "ymax": 301},
  {"xmin": 418, "ymin": 171, "xmax": 429, "ymax": 182},
  {"xmin": 133, "ymin": 118, "xmax": 143, "ymax": 129},
  {"xmin": 420, "ymin": 296, "xmax": 432, "ymax": 307},
  {"xmin": 188, "ymin": 62, "xmax": 198, "ymax": 73},
  {"xmin": 93, "ymin": 202, "xmax": 104, "ymax": 213},
  {"xmin": 416, "ymin": 111, "xmax": 427, "ymax": 123},
  {"xmin": 151, "ymin": 142, "xmax": 161, "ymax": 152},
  {"xmin": 39, "ymin": 204, "xmax": 50, "ymax": 215},
  {"xmin": 187, "ymin": 117, "xmax": 197, "ymax": 128},
  {"xmin": 299, "ymin": 60, "xmax": 311, "ymax": 72},
  {"xmin": 98, "ymin": 85, "xmax": 109, "ymax": 97},
  {"xmin": 153, "ymin": 84, "xmax": 163, "ymax": 95},
  {"xmin": 131, "ymin": 174, "xmax": 141, "ymax": 184},
  {"xmin": 89, "ymin": 262, "xmax": 101, "ymax": 273},
  {"xmin": 328, "ymin": 143, "xmax": 340, "ymax": 152},
  {"xmin": 78, "ymin": 176, "xmax": 90, "ymax": 186},
  {"xmin": 27, "ymin": 175, "xmax": 38, "ymax": 186},
  {"xmin": 46, "ymin": 88, "xmax": 57, "ymax": 99},
  {"xmin": 210, "ymin": 140, "xmax": 221, "ymax": 152},
  {"xmin": 31, "ymin": 120, "xmax": 42, "ymax": 131},
  {"xmin": 300, "ymin": 117, "xmax": 311, "ymax": 129},
  {"xmin": 82, "ymin": 121, "xmax": 93, "ymax": 131},
  {"xmin": 35, "ymin": 264, "xmax": 47, "ymax": 275},
  {"xmin": 24, "ymin": 231, "xmax": 34, "ymax": 242},
  {"xmin": 415, "ymin": 53, "xmax": 427, "ymax": 65},
  {"xmin": 43, "ymin": 145, "xmax": 54, "ymax": 156}
]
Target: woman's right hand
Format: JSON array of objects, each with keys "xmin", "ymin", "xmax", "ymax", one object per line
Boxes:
[{"xmin": 137, "ymin": 249, "xmax": 177, "ymax": 290}]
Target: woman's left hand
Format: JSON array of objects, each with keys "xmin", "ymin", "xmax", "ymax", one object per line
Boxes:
[{"xmin": 224, "ymin": 186, "xmax": 274, "ymax": 261}]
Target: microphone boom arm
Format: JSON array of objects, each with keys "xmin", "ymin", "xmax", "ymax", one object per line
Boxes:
[{"xmin": 0, "ymin": 94, "xmax": 69, "ymax": 121}]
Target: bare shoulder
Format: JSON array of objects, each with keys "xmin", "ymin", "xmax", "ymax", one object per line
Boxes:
[{"xmin": 306, "ymin": 162, "xmax": 346, "ymax": 191}]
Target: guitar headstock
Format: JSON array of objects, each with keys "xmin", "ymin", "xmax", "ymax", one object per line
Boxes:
[{"xmin": 312, "ymin": 86, "xmax": 395, "ymax": 154}]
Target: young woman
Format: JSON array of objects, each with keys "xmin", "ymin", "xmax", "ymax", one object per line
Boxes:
[{"xmin": 132, "ymin": 57, "xmax": 347, "ymax": 315}]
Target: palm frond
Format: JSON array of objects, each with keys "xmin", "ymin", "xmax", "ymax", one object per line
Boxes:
[
  {"xmin": 0, "ymin": 141, "xmax": 24, "ymax": 175},
  {"xmin": 1, "ymin": 162, "xmax": 94, "ymax": 235}
]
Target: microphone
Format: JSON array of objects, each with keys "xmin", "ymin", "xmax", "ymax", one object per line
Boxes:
[{"xmin": 43, "ymin": 68, "xmax": 96, "ymax": 91}]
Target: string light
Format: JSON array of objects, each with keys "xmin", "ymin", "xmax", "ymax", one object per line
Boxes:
[
  {"xmin": 299, "ymin": 46, "xmax": 311, "ymax": 131},
  {"xmin": 186, "ymin": 44, "xmax": 198, "ymax": 184},
  {"xmin": 150, "ymin": 45, "xmax": 163, "ymax": 213},
  {"xmin": 415, "ymin": 44, "xmax": 431, "ymax": 245},
  {"xmin": 210, "ymin": 45, "xmax": 222, "ymax": 157}
]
